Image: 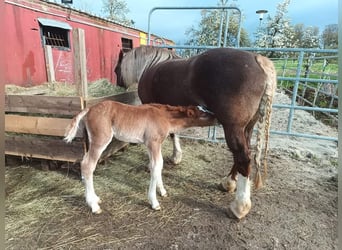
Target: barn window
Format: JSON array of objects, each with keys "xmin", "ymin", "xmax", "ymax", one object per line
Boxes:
[
  {"xmin": 121, "ymin": 38, "xmax": 133, "ymax": 52},
  {"xmin": 38, "ymin": 18, "xmax": 72, "ymax": 49}
]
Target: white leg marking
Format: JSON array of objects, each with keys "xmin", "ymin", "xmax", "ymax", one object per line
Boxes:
[
  {"xmin": 156, "ymin": 157, "xmax": 167, "ymax": 197},
  {"xmin": 171, "ymin": 135, "xmax": 182, "ymax": 164},
  {"xmin": 84, "ymin": 175, "xmax": 102, "ymax": 214},
  {"xmin": 148, "ymin": 146, "xmax": 166, "ymax": 210},
  {"xmin": 229, "ymin": 174, "xmax": 251, "ymax": 219},
  {"xmin": 148, "ymin": 167, "xmax": 160, "ymax": 210}
]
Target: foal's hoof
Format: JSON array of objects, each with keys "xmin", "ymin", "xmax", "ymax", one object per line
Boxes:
[
  {"xmin": 93, "ymin": 208, "xmax": 102, "ymax": 214},
  {"xmin": 159, "ymin": 190, "xmax": 167, "ymax": 197},
  {"xmin": 152, "ymin": 204, "xmax": 161, "ymax": 211},
  {"xmin": 170, "ymin": 152, "xmax": 182, "ymax": 165}
]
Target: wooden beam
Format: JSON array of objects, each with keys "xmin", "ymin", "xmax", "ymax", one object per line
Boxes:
[
  {"xmin": 5, "ymin": 134, "xmax": 129, "ymax": 163},
  {"xmin": 73, "ymin": 28, "xmax": 88, "ymax": 98},
  {"xmin": 5, "ymin": 95, "xmax": 82, "ymax": 116},
  {"xmin": 5, "ymin": 115, "xmax": 83, "ymax": 137},
  {"xmin": 5, "ymin": 135, "xmax": 84, "ymax": 162},
  {"xmin": 44, "ymin": 45, "xmax": 55, "ymax": 83}
]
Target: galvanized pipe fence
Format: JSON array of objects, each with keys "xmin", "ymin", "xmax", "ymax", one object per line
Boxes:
[{"xmin": 157, "ymin": 46, "xmax": 338, "ymax": 143}]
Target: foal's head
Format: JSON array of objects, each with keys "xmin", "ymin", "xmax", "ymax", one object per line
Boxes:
[{"xmin": 150, "ymin": 104, "xmax": 216, "ymax": 125}]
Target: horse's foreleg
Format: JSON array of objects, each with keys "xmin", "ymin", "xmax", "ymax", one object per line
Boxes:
[
  {"xmin": 147, "ymin": 142, "xmax": 165, "ymax": 210},
  {"xmin": 170, "ymin": 133, "xmax": 182, "ymax": 164}
]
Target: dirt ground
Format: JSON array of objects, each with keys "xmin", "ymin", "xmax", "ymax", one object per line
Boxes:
[{"xmin": 5, "ymin": 91, "xmax": 338, "ymax": 249}]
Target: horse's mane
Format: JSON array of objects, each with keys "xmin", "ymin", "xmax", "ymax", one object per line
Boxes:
[{"xmin": 120, "ymin": 46, "xmax": 181, "ymax": 88}]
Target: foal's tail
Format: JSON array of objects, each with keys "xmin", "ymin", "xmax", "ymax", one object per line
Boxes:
[
  {"xmin": 254, "ymin": 55, "xmax": 277, "ymax": 189},
  {"xmin": 64, "ymin": 108, "xmax": 89, "ymax": 143}
]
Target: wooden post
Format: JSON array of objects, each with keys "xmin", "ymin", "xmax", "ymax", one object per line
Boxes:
[
  {"xmin": 44, "ymin": 45, "xmax": 55, "ymax": 84},
  {"xmin": 73, "ymin": 28, "xmax": 88, "ymax": 99}
]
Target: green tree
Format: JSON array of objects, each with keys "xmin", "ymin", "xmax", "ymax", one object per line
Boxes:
[
  {"xmin": 322, "ymin": 24, "xmax": 338, "ymax": 49},
  {"xmin": 301, "ymin": 26, "xmax": 320, "ymax": 48},
  {"xmin": 184, "ymin": 0, "xmax": 250, "ymax": 55},
  {"xmin": 101, "ymin": 0, "xmax": 132, "ymax": 26},
  {"xmin": 292, "ymin": 24, "xmax": 320, "ymax": 48},
  {"xmin": 254, "ymin": 0, "xmax": 294, "ymax": 56}
]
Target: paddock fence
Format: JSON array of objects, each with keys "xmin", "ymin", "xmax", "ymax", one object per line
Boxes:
[
  {"xmin": 4, "ymin": 91, "xmax": 139, "ymax": 163},
  {"xmin": 160, "ymin": 45, "xmax": 339, "ymax": 143}
]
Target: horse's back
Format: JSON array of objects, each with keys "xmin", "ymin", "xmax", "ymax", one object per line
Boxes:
[{"xmin": 138, "ymin": 48, "xmax": 271, "ymax": 112}]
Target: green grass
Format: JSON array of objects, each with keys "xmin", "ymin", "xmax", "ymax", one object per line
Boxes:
[{"xmin": 273, "ymin": 59, "xmax": 338, "ymax": 80}]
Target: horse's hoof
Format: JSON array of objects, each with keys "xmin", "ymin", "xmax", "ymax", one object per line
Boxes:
[
  {"xmin": 229, "ymin": 199, "xmax": 251, "ymax": 219},
  {"xmin": 226, "ymin": 208, "xmax": 239, "ymax": 219},
  {"xmin": 220, "ymin": 176, "xmax": 236, "ymax": 193},
  {"xmin": 159, "ymin": 190, "xmax": 167, "ymax": 197},
  {"xmin": 152, "ymin": 205, "xmax": 161, "ymax": 211},
  {"xmin": 170, "ymin": 152, "xmax": 182, "ymax": 165},
  {"xmin": 93, "ymin": 208, "xmax": 102, "ymax": 214}
]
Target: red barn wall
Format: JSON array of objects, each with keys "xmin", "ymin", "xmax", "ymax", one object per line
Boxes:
[{"xmin": 2, "ymin": 0, "xmax": 172, "ymax": 86}]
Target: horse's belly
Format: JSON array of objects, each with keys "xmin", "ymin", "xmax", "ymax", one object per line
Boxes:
[{"xmin": 112, "ymin": 128, "xmax": 144, "ymax": 144}]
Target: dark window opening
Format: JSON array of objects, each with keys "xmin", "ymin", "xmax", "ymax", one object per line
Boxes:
[
  {"xmin": 121, "ymin": 38, "xmax": 133, "ymax": 52},
  {"xmin": 41, "ymin": 26, "xmax": 70, "ymax": 49}
]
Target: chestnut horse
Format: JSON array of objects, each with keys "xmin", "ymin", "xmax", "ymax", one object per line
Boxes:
[
  {"xmin": 64, "ymin": 101, "xmax": 215, "ymax": 213},
  {"xmin": 125, "ymin": 47, "xmax": 276, "ymax": 219}
]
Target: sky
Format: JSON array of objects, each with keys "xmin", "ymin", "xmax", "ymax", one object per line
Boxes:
[{"xmin": 72, "ymin": 0, "xmax": 338, "ymax": 44}]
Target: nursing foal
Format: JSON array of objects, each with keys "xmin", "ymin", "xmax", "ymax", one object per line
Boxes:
[{"xmin": 64, "ymin": 101, "xmax": 215, "ymax": 213}]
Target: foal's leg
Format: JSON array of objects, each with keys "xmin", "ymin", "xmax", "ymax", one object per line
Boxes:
[
  {"xmin": 224, "ymin": 127, "xmax": 252, "ymax": 219},
  {"xmin": 82, "ymin": 138, "xmax": 112, "ymax": 214},
  {"xmin": 170, "ymin": 133, "xmax": 182, "ymax": 164},
  {"xmin": 146, "ymin": 141, "xmax": 166, "ymax": 210}
]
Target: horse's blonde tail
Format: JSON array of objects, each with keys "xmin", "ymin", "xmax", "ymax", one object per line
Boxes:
[
  {"xmin": 254, "ymin": 55, "xmax": 277, "ymax": 189},
  {"xmin": 64, "ymin": 108, "xmax": 89, "ymax": 143}
]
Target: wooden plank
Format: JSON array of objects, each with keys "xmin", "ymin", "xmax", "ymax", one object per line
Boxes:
[
  {"xmin": 44, "ymin": 45, "xmax": 56, "ymax": 83},
  {"xmin": 5, "ymin": 135, "xmax": 85, "ymax": 162},
  {"xmin": 5, "ymin": 134, "xmax": 129, "ymax": 163},
  {"xmin": 15, "ymin": 89, "xmax": 48, "ymax": 95},
  {"xmin": 86, "ymin": 91, "xmax": 139, "ymax": 107},
  {"xmin": 5, "ymin": 95, "xmax": 83, "ymax": 116},
  {"xmin": 5, "ymin": 115, "xmax": 83, "ymax": 137},
  {"xmin": 73, "ymin": 28, "xmax": 88, "ymax": 98}
]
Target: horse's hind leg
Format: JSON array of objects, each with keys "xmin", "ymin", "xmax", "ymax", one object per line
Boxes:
[
  {"xmin": 220, "ymin": 119, "xmax": 255, "ymax": 193},
  {"xmin": 82, "ymin": 138, "xmax": 111, "ymax": 214},
  {"xmin": 224, "ymin": 127, "xmax": 252, "ymax": 219},
  {"xmin": 169, "ymin": 133, "xmax": 182, "ymax": 164}
]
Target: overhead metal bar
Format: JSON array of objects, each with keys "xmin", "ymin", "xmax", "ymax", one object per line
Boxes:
[{"xmin": 147, "ymin": 6, "xmax": 242, "ymax": 48}]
